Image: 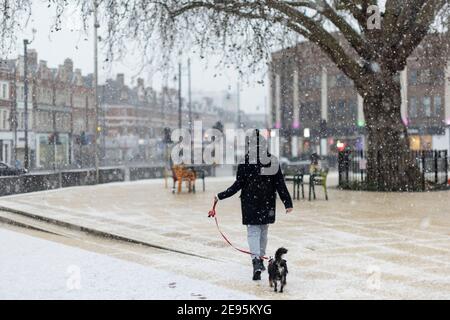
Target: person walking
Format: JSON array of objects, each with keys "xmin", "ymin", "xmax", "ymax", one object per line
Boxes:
[{"xmin": 214, "ymin": 131, "xmax": 293, "ymax": 280}]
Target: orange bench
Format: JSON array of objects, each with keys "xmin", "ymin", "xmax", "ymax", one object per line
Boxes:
[{"xmin": 172, "ymin": 165, "xmax": 197, "ymax": 193}]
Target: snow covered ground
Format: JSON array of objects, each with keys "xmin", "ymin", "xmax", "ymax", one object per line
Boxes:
[
  {"xmin": 1, "ymin": 177, "xmax": 450, "ymax": 299},
  {"xmin": 0, "ymin": 228, "xmax": 255, "ymax": 300}
]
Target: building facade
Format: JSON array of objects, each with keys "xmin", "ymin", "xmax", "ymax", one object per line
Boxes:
[
  {"xmin": 0, "ymin": 49, "xmax": 242, "ymax": 169},
  {"xmin": 270, "ymin": 36, "xmax": 450, "ymax": 160},
  {"xmin": 99, "ymin": 74, "xmax": 238, "ymax": 164},
  {"xmin": 0, "ymin": 51, "xmax": 97, "ymax": 169}
]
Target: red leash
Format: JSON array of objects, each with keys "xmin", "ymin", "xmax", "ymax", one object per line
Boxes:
[{"xmin": 208, "ymin": 199, "xmax": 269, "ymax": 260}]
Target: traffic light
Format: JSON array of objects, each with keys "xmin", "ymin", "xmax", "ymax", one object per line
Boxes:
[
  {"xmin": 213, "ymin": 121, "xmax": 224, "ymax": 133},
  {"xmin": 80, "ymin": 131, "xmax": 87, "ymax": 145},
  {"xmin": 163, "ymin": 127, "xmax": 172, "ymax": 143},
  {"xmin": 319, "ymin": 119, "xmax": 328, "ymax": 137},
  {"xmin": 48, "ymin": 133, "xmax": 61, "ymax": 145},
  {"xmin": 48, "ymin": 133, "xmax": 55, "ymax": 145}
]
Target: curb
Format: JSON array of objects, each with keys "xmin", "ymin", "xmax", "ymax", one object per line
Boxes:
[
  {"xmin": 0, "ymin": 214, "xmax": 59, "ymax": 235},
  {"xmin": 0, "ymin": 205, "xmax": 214, "ymax": 261}
]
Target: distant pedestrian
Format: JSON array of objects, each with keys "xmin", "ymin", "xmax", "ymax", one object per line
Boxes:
[
  {"xmin": 214, "ymin": 130, "xmax": 293, "ymax": 280},
  {"xmin": 309, "ymin": 152, "xmax": 320, "ymax": 174}
]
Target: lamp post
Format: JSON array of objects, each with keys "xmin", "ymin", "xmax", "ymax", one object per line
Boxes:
[
  {"xmin": 23, "ymin": 39, "xmax": 30, "ymax": 170},
  {"xmin": 178, "ymin": 62, "xmax": 182, "ymax": 130},
  {"xmin": 188, "ymin": 58, "xmax": 192, "ymax": 132},
  {"xmin": 11, "ymin": 65, "xmax": 18, "ymax": 166},
  {"xmin": 93, "ymin": 0, "xmax": 100, "ymax": 183},
  {"xmin": 237, "ymin": 82, "xmax": 241, "ymax": 128}
]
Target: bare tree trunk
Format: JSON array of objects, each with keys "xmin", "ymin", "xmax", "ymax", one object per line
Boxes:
[{"xmin": 363, "ymin": 74, "xmax": 421, "ymax": 191}]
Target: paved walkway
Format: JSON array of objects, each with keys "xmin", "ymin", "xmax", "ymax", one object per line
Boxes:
[{"xmin": 1, "ymin": 177, "xmax": 450, "ymax": 299}]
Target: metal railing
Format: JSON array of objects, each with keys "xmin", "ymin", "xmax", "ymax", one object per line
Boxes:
[{"xmin": 338, "ymin": 149, "xmax": 449, "ymax": 191}]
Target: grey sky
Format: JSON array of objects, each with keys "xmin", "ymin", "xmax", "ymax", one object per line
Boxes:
[{"xmin": 15, "ymin": 1, "xmax": 267, "ymax": 114}]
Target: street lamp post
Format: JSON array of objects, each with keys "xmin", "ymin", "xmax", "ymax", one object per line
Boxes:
[
  {"xmin": 11, "ymin": 65, "xmax": 18, "ymax": 166},
  {"xmin": 237, "ymin": 82, "xmax": 241, "ymax": 128},
  {"xmin": 52, "ymin": 111, "xmax": 57, "ymax": 170},
  {"xmin": 93, "ymin": 0, "xmax": 100, "ymax": 183},
  {"xmin": 178, "ymin": 62, "xmax": 182, "ymax": 130},
  {"xmin": 23, "ymin": 39, "xmax": 30, "ymax": 170},
  {"xmin": 188, "ymin": 58, "xmax": 192, "ymax": 132}
]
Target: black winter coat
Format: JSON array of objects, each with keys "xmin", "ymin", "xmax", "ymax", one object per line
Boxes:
[{"xmin": 217, "ymin": 163, "xmax": 293, "ymax": 225}]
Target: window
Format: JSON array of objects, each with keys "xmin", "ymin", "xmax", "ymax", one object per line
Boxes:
[
  {"xmin": 409, "ymin": 97, "xmax": 418, "ymax": 118},
  {"xmin": 0, "ymin": 83, "xmax": 8, "ymax": 99},
  {"xmin": 419, "ymin": 69, "xmax": 431, "ymax": 84},
  {"xmin": 300, "ymin": 101, "xmax": 320, "ymax": 128},
  {"xmin": 423, "ymin": 96, "xmax": 431, "ymax": 117},
  {"xmin": 432, "ymin": 69, "xmax": 445, "ymax": 85},
  {"xmin": 409, "ymin": 70, "xmax": 417, "ymax": 85},
  {"xmin": 304, "ymin": 75, "xmax": 315, "ymax": 89},
  {"xmin": 18, "ymin": 112, "xmax": 24, "ymax": 130},
  {"xmin": 17, "ymin": 86, "xmax": 24, "ymax": 101},
  {"xmin": 2, "ymin": 110, "xmax": 7, "ymax": 130},
  {"xmin": 434, "ymin": 96, "xmax": 442, "ymax": 117},
  {"xmin": 328, "ymin": 99, "xmax": 357, "ymax": 127},
  {"xmin": 336, "ymin": 74, "xmax": 351, "ymax": 87},
  {"xmin": 328, "ymin": 75, "xmax": 336, "ymax": 88}
]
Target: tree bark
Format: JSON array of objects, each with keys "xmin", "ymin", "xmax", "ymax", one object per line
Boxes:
[{"xmin": 363, "ymin": 74, "xmax": 421, "ymax": 191}]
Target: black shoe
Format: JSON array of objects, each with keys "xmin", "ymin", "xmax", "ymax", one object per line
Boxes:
[
  {"xmin": 252, "ymin": 258, "xmax": 262, "ymax": 281},
  {"xmin": 252, "ymin": 270, "xmax": 261, "ymax": 281},
  {"xmin": 260, "ymin": 258, "xmax": 266, "ymax": 272}
]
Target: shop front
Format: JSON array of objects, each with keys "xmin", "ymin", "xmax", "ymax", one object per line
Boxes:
[{"xmin": 36, "ymin": 133, "xmax": 70, "ymax": 169}]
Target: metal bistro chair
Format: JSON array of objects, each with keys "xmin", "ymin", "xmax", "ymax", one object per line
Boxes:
[
  {"xmin": 309, "ymin": 168, "xmax": 329, "ymax": 201},
  {"xmin": 195, "ymin": 168, "xmax": 206, "ymax": 192},
  {"xmin": 283, "ymin": 167, "xmax": 305, "ymax": 200}
]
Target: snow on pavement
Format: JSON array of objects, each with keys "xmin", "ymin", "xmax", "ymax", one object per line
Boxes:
[
  {"xmin": 0, "ymin": 228, "xmax": 256, "ymax": 300},
  {"xmin": 1, "ymin": 177, "xmax": 450, "ymax": 298}
]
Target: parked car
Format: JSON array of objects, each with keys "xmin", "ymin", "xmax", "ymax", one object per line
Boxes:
[{"xmin": 0, "ymin": 162, "xmax": 27, "ymax": 176}]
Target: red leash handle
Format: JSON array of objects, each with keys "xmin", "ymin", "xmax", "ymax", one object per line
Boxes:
[
  {"xmin": 208, "ymin": 199, "xmax": 268, "ymax": 260},
  {"xmin": 208, "ymin": 199, "xmax": 217, "ymax": 217}
]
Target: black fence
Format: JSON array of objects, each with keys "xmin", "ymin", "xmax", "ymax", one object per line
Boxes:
[
  {"xmin": 338, "ymin": 149, "xmax": 449, "ymax": 191},
  {"xmin": 0, "ymin": 164, "xmax": 213, "ymax": 197}
]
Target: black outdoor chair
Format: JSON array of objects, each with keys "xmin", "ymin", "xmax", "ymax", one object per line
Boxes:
[
  {"xmin": 195, "ymin": 169, "xmax": 206, "ymax": 192},
  {"xmin": 284, "ymin": 167, "xmax": 305, "ymax": 200}
]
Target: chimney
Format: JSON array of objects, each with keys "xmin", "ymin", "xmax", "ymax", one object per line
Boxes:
[
  {"xmin": 27, "ymin": 49, "xmax": 38, "ymax": 66},
  {"xmin": 57, "ymin": 65, "xmax": 65, "ymax": 81},
  {"xmin": 74, "ymin": 68, "xmax": 83, "ymax": 85},
  {"xmin": 117, "ymin": 73, "xmax": 125, "ymax": 86},
  {"xmin": 38, "ymin": 60, "xmax": 48, "ymax": 79},
  {"xmin": 64, "ymin": 58, "xmax": 74, "ymax": 74},
  {"xmin": 137, "ymin": 78, "xmax": 144, "ymax": 87}
]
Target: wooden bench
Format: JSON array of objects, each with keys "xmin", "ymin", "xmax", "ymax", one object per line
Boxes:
[
  {"xmin": 172, "ymin": 165, "xmax": 196, "ymax": 193},
  {"xmin": 171, "ymin": 165, "xmax": 206, "ymax": 193}
]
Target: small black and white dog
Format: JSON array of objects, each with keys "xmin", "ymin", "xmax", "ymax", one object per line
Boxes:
[{"xmin": 268, "ymin": 247, "xmax": 288, "ymax": 293}]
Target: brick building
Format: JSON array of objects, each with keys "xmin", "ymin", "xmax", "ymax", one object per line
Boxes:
[
  {"xmin": 0, "ymin": 51, "xmax": 96, "ymax": 169},
  {"xmin": 270, "ymin": 35, "xmax": 450, "ymax": 160},
  {"xmin": 0, "ymin": 49, "xmax": 240, "ymax": 169},
  {"xmin": 0, "ymin": 60, "xmax": 14, "ymax": 164},
  {"xmin": 99, "ymin": 74, "xmax": 233, "ymax": 164}
]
